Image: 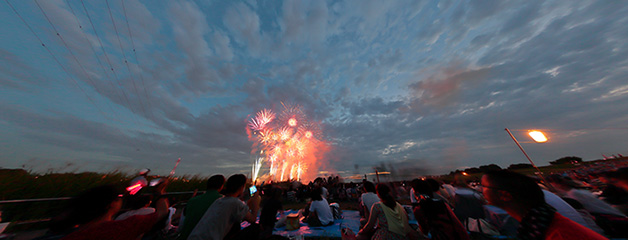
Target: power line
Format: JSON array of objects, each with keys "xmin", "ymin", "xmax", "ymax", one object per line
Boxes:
[
  {"xmin": 64, "ymin": 0, "xmax": 154, "ymax": 153},
  {"xmin": 120, "ymin": 0, "xmax": 155, "ymax": 119},
  {"xmin": 64, "ymin": 0, "xmax": 127, "ymax": 114},
  {"xmin": 5, "ymin": 0, "xmax": 108, "ymax": 119},
  {"xmin": 34, "ymin": 0, "xmax": 121, "ymax": 121},
  {"xmin": 105, "ymin": 0, "xmax": 149, "ymax": 120},
  {"xmin": 79, "ymin": 0, "xmax": 137, "ymax": 116},
  {"xmin": 83, "ymin": 0, "xmax": 156, "ymax": 151}
]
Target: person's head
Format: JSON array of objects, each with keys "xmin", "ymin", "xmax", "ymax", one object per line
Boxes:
[
  {"xmin": 425, "ymin": 178, "xmax": 441, "ymax": 192},
  {"xmin": 412, "ymin": 179, "xmax": 434, "ymax": 199},
  {"xmin": 363, "ymin": 181, "xmax": 376, "ymax": 193},
  {"xmin": 207, "ymin": 174, "xmax": 226, "ymax": 191},
  {"xmin": 311, "ymin": 187, "xmax": 323, "ymax": 201},
  {"xmin": 270, "ymin": 187, "xmax": 283, "ymax": 199},
  {"xmin": 546, "ymin": 174, "xmax": 579, "ymax": 191},
  {"xmin": 223, "ymin": 174, "xmax": 247, "ymax": 196},
  {"xmin": 481, "ymin": 170, "xmax": 545, "ymax": 210},
  {"xmin": 376, "ymin": 183, "xmax": 397, "ymax": 209},
  {"xmin": 607, "ymin": 168, "xmax": 628, "ymax": 192},
  {"xmin": 562, "ymin": 197, "xmax": 584, "ymax": 210},
  {"xmin": 70, "ymin": 185, "xmax": 123, "ymax": 224}
]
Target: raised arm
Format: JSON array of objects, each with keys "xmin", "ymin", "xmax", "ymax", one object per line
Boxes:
[
  {"xmin": 359, "ymin": 203, "xmax": 379, "ymax": 234},
  {"xmin": 244, "ymin": 192, "xmax": 261, "ymax": 223}
]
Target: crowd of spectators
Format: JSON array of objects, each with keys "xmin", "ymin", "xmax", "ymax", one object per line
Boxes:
[{"xmin": 29, "ymin": 159, "xmax": 628, "ymax": 240}]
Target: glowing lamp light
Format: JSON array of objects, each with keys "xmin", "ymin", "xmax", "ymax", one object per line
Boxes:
[
  {"xmin": 528, "ymin": 130, "xmax": 548, "ymax": 143},
  {"xmin": 126, "ymin": 183, "xmax": 143, "ymax": 195},
  {"xmin": 462, "ymin": 172, "xmax": 468, "ymax": 176},
  {"xmin": 305, "ymin": 131, "xmax": 313, "ymax": 139},
  {"xmin": 288, "ymin": 118, "xmax": 297, "ymax": 127}
]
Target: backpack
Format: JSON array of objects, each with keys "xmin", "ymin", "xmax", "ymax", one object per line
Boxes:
[{"xmin": 330, "ymin": 202, "xmax": 343, "ymax": 219}]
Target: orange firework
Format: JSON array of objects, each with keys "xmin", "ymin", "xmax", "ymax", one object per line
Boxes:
[
  {"xmin": 246, "ymin": 104, "xmax": 330, "ymax": 182},
  {"xmin": 288, "ymin": 118, "xmax": 297, "ymax": 127}
]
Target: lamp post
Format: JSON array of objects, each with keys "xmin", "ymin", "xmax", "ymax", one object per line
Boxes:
[{"xmin": 505, "ymin": 128, "xmax": 553, "ymax": 188}]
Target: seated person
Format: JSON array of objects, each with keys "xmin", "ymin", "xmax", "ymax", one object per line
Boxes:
[
  {"xmin": 188, "ymin": 174, "xmax": 260, "ymax": 240},
  {"xmin": 358, "ymin": 184, "xmax": 420, "ymax": 239},
  {"xmin": 412, "ymin": 179, "xmax": 469, "ymax": 240},
  {"xmin": 360, "ymin": 181, "xmax": 379, "ymax": 218},
  {"xmin": 60, "ymin": 182, "xmax": 170, "ymax": 240},
  {"xmin": 481, "ymin": 170, "xmax": 607, "ymax": 240},
  {"xmin": 115, "ymin": 194, "xmax": 155, "ymax": 220},
  {"xmin": 303, "ymin": 187, "xmax": 334, "ymax": 227},
  {"xmin": 177, "ymin": 174, "xmax": 225, "ymax": 240},
  {"xmin": 259, "ymin": 187, "xmax": 285, "ymax": 239}
]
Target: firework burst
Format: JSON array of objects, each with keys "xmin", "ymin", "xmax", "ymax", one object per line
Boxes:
[{"xmin": 246, "ymin": 104, "xmax": 329, "ymax": 182}]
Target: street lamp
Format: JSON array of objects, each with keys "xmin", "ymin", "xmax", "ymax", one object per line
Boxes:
[
  {"xmin": 505, "ymin": 128, "xmax": 553, "ymax": 188},
  {"xmin": 528, "ymin": 130, "xmax": 548, "ymax": 143}
]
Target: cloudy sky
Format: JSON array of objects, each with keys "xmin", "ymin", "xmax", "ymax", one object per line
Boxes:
[{"xmin": 1, "ymin": 0, "xmax": 627, "ymax": 179}]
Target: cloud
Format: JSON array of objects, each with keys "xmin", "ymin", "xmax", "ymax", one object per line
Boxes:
[
  {"xmin": 0, "ymin": 49, "xmax": 48, "ymax": 89},
  {"xmin": 223, "ymin": 2, "xmax": 263, "ymax": 55},
  {"xmin": 409, "ymin": 64, "xmax": 492, "ymax": 109},
  {"xmin": 167, "ymin": 0, "xmax": 217, "ymax": 94}
]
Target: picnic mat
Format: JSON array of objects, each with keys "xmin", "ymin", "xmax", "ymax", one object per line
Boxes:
[
  {"xmin": 272, "ymin": 210, "xmax": 360, "ymax": 238},
  {"xmin": 243, "ymin": 209, "xmax": 418, "ymax": 239}
]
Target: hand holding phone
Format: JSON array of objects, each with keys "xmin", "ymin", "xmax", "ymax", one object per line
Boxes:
[{"xmin": 249, "ymin": 186, "xmax": 258, "ymax": 196}]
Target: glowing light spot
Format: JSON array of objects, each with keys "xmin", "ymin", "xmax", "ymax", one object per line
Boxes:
[
  {"xmin": 126, "ymin": 183, "xmax": 143, "ymax": 195},
  {"xmin": 288, "ymin": 118, "xmax": 297, "ymax": 127},
  {"xmin": 529, "ymin": 130, "xmax": 548, "ymax": 143},
  {"xmin": 305, "ymin": 131, "xmax": 313, "ymax": 139}
]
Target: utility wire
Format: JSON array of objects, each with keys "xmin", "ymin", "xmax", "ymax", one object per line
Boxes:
[
  {"xmin": 64, "ymin": 0, "xmax": 127, "ymax": 114},
  {"xmin": 34, "ymin": 0, "xmax": 121, "ymax": 121},
  {"xmin": 105, "ymin": 0, "xmax": 149, "ymax": 120},
  {"xmin": 120, "ymin": 0, "xmax": 155, "ymax": 119},
  {"xmin": 64, "ymin": 0, "xmax": 150, "ymax": 152},
  {"xmin": 5, "ymin": 0, "xmax": 108, "ymax": 119},
  {"xmin": 79, "ymin": 0, "xmax": 136, "ymax": 116}
]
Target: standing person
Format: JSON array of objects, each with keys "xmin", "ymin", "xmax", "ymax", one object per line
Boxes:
[
  {"xmin": 358, "ymin": 184, "xmax": 420, "ymax": 240},
  {"xmin": 177, "ymin": 175, "xmax": 225, "ymax": 240},
  {"xmin": 412, "ymin": 179, "xmax": 469, "ymax": 240},
  {"xmin": 60, "ymin": 182, "xmax": 170, "ymax": 240},
  {"xmin": 188, "ymin": 174, "xmax": 261, "ymax": 240},
  {"xmin": 481, "ymin": 170, "xmax": 607, "ymax": 240}
]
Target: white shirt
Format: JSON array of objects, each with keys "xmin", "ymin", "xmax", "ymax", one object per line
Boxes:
[
  {"xmin": 409, "ymin": 188, "xmax": 417, "ymax": 203},
  {"xmin": 309, "ymin": 198, "xmax": 334, "ymax": 225},
  {"xmin": 361, "ymin": 192, "xmax": 380, "ymax": 213},
  {"xmin": 442, "ymin": 184, "xmax": 456, "ymax": 199},
  {"xmin": 543, "ymin": 190, "xmax": 594, "ymax": 230},
  {"xmin": 189, "ymin": 196, "xmax": 249, "ymax": 240},
  {"xmin": 115, "ymin": 207, "xmax": 155, "ymax": 220},
  {"xmin": 566, "ymin": 189, "xmax": 626, "ymax": 217}
]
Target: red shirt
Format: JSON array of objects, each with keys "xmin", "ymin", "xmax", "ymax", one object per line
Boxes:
[
  {"xmin": 61, "ymin": 212, "xmax": 160, "ymax": 240},
  {"xmin": 545, "ymin": 213, "xmax": 607, "ymax": 240}
]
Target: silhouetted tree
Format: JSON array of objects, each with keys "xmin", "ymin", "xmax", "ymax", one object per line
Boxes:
[
  {"xmin": 479, "ymin": 164, "xmax": 502, "ymax": 172},
  {"xmin": 507, "ymin": 163, "xmax": 534, "ymax": 170},
  {"xmin": 550, "ymin": 156, "xmax": 583, "ymax": 165}
]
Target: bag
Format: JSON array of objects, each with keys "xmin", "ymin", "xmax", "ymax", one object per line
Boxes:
[
  {"xmin": 286, "ymin": 213, "xmax": 300, "ymax": 231},
  {"xmin": 330, "ymin": 203, "xmax": 343, "ymax": 219},
  {"xmin": 341, "ymin": 228, "xmax": 357, "ymax": 240},
  {"xmin": 465, "ymin": 218, "xmax": 500, "ymax": 235}
]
